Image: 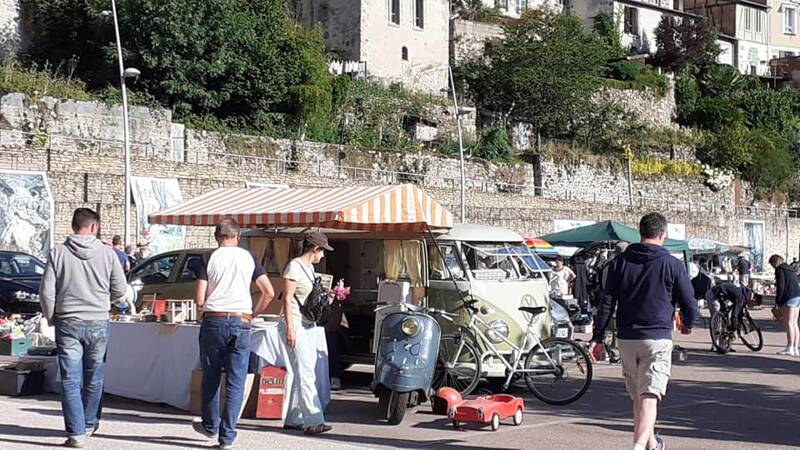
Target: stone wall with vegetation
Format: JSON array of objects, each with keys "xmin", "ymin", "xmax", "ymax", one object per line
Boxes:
[{"xmin": 1, "ymin": 92, "xmax": 797, "ymax": 261}]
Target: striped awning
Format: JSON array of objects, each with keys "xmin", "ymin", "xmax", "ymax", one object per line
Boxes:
[{"xmin": 148, "ymin": 184, "xmax": 454, "ymax": 232}]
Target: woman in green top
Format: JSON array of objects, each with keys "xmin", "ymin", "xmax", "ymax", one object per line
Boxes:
[{"xmin": 281, "ymin": 232, "xmax": 334, "ymax": 434}]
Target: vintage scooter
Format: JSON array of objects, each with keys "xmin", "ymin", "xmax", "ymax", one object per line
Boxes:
[{"xmin": 372, "ymin": 302, "xmax": 444, "ymax": 425}]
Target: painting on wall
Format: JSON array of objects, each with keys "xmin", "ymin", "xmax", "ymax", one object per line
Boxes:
[
  {"xmin": 0, "ymin": 171, "xmax": 53, "ymax": 260},
  {"xmin": 743, "ymin": 220, "xmax": 765, "ymax": 272},
  {"xmin": 131, "ymin": 177, "xmax": 185, "ymax": 255}
]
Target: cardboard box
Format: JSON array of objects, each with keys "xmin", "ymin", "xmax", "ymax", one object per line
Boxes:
[
  {"xmin": 190, "ymin": 370, "xmax": 259, "ymax": 418},
  {"xmin": 0, "ymin": 337, "xmax": 32, "ymax": 356}
]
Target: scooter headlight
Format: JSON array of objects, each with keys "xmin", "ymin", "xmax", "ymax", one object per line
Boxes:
[
  {"xmin": 486, "ymin": 319, "xmax": 510, "ymax": 344},
  {"xmin": 401, "ymin": 318, "xmax": 420, "ymax": 337}
]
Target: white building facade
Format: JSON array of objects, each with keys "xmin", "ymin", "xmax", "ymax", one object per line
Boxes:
[
  {"xmin": 768, "ymin": 0, "xmax": 800, "ymax": 60},
  {"xmin": 290, "ymin": 0, "xmax": 450, "ymax": 94}
]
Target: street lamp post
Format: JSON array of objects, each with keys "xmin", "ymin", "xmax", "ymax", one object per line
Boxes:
[
  {"xmin": 103, "ymin": 2, "xmax": 139, "ymax": 247},
  {"xmin": 447, "ymin": 66, "xmax": 467, "ymax": 224}
]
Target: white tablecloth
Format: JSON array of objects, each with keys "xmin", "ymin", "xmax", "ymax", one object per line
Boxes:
[
  {"xmin": 105, "ymin": 322, "xmax": 330, "ymax": 414},
  {"xmin": 105, "ymin": 322, "xmax": 201, "ymax": 411},
  {"xmin": 250, "ymin": 323, "xmax": 331, "ymax": 419}
]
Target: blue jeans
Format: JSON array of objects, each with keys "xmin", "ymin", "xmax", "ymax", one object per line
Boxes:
[
  {"xmin": 198, "ymin": 317, "xmax": 252, "ymax": 446},
  {"xmin": 55, "ymin": 318, "xmax": 109, "ymax": 438}
]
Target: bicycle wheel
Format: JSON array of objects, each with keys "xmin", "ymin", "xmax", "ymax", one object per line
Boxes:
[
  {"xmin": 524, "ymin": 337, "xmax": 593, "ymax": 405},
  {"xmin": 710, "ymin": 312, "xmax": 731, "ymax": 354},
  {"xmin": 432, "ymin": 334, "xmax": 481, "ymax": 396},
  {"xmin": 738, "ymin": 313, "xmax": 763, "ymax": 352}
]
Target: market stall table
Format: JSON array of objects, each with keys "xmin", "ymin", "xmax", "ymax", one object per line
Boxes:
[{"xmin": 104, "ymin": 321, "xmax": 330, "ymax": 416}]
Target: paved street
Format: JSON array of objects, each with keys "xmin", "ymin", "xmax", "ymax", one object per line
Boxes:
[{"xmin": 0, "ymin": 309, "xmax": 798, "ymax": 450}]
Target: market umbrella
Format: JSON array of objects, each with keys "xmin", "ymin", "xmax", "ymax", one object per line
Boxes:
[
  {"xmin": 538, "ymin": 220, "xmax": 689, "ymax": 252},
  {"xmin": 148, "ymin": 184, "xmax": 453, "ymax": 232}
]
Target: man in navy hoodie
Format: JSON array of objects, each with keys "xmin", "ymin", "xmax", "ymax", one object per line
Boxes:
[{"xmin": 589, "ymin": 213, "xmax": 698, "ymax": 450}]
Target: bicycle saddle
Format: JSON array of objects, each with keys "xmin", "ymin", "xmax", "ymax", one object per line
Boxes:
[{"xmin": 518, "ymin": 306, "xmax": 547, "ymax": 316}]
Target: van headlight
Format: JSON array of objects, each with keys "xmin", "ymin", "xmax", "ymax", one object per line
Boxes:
[
  {"xmin": 401, "ymin": 318, "xmax": 420, "ymax": 337},
  {"xmin": 486, "ymin": 319, "xmax": 509, "ymax": 343},
  {"xmin": 14, "ymin": 291, "xmax": 39, "ymax": 303}
]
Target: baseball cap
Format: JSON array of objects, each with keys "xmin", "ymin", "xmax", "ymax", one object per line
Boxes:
[{"xmin": 305, "ymin": 232, "xmax": 334, "ymax": 251}]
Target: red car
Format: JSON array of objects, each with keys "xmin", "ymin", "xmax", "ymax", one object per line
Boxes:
[{"xmin": 448, "ymin": 394, "xmax": 525, "ymax": 431}]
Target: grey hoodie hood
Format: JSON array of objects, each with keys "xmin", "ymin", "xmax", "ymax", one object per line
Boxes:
[{"xmin": 64, "ymin": 235, "xmax": 105, "ymax": 260}]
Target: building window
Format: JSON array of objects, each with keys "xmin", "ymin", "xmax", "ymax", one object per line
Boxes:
[
  {"xmin": 516, "ymin": 0, "xmax": 527, "ymax": 12},
  {"xmin": 389, "ymin": 0, "xmax": 400, "ymax": 25},
  {"xmin": 755, "ymin": 10, "xmax": 763, "ymax": 32},
  {"xmin": 414, "ymin": 0, "xmax": 424, "ymax": 28},
  {"xmin": 673, "ymin": 0, "xmax": 681, "ymax": 10},
  {"xmin": 786, "ymin": 7, "xmax": 797, "ymax": 34},
  {"xmin": 496, "ymin": 0, "xmax": 509, "ymax": 9},
  {"xmin": 745, "ymin": 8, "xmax": 752, "ymax": 31},
  {"xmin": 780, "ymin": 50, "xmax": 796, "ymax": 57},
  {"xmin": 402, "ymin": 46, "xmax": 409, "ymax": 61},
  {"xmin": 624, "ymin": 7, "xmax": 639, "ymax": 35}
]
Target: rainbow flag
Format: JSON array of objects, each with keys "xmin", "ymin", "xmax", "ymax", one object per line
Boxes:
[{"xmin": 524, "ymin": 237, "xmax": 559, "ymax": 256}]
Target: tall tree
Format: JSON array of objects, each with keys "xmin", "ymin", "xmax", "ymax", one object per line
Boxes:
[
  {"xmin": 653, "ymin": 16, "xmax": 720, "ymax": 71},
  {"xmin": 19, "ymin": 0, "xmax": 331, "ymax": 130},
  {"xmin": 459, "ymin": 9, "xmax": 610, "ymax": 135}
]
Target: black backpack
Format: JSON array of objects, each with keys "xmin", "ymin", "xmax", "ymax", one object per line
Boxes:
[{"xmin": 293, "ymin": 263, "xmax": 331, "ymax": 326}]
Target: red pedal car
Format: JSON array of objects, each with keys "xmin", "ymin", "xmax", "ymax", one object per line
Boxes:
[{"xmin": 447, "ymin": 394, "xmax": 525, "ymax": 431}]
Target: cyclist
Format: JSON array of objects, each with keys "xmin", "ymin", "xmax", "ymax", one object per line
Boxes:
[{"xmin": 705, "ymin": 282, "xmax": 750, "ymax": 333}]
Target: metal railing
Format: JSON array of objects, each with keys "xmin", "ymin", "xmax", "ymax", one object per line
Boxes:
[{"xmin": 2, "ymin": 128, "xmax": 798, "ymax": 218}]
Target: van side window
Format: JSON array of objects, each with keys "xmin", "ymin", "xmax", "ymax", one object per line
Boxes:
[{"xmin": 428, "ymin": 244, "xmax": 464, "ymax": 280}]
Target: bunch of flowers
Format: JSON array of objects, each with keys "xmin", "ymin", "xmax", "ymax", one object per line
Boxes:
[
  {"xmin": 331, "ymin": 279, "xmax": 351, "ymax": 302},
  {"xmin": 702, "ymin": 165, "xmax": 735, "ymax": 192}
]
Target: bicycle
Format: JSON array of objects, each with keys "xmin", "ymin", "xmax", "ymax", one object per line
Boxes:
[
  {"xmin": 431, "ymin": 299, "xmax": 593, "ymax": 405},
  {"xmin": 709, "ymin": 296, "xmax": 763, "ymax": 354}
]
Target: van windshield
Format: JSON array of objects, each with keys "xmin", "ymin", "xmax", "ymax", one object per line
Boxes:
[{"xmin": 462, "ymin": 242, "xmax": 549, "ymax": 280}]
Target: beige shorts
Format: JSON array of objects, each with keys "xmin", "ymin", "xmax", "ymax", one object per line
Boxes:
[{"xmin": 618, "ymin": 339, "xmax": 673, "ymax": 401}]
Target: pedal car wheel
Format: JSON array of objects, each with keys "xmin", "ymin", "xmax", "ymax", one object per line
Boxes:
[
  {"xmin": 452, "ymin": 420, "xmax": 460, "ymax": 430},
  {"xmin": 513, "ymin": 407, "xmax": 523, "ymax": 426},
  {"xmin": 490, "ymin": 413, "xmax": 500, "ymax": 431}
]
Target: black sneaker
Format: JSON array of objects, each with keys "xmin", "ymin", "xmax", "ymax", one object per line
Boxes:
[{"xmin": 304, "ymin": 424, "xmax": 333, "ymax": 435}]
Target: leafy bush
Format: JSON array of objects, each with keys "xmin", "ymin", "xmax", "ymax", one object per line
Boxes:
[
  {"xmin": 742, "ymin": 130, "xmax": 795, "ymax": 194},
  {"xmin": 593, "ymin": 13, "xmax": 625, "ymax": 58},
  {"xmin": 691, "ymin": 97, "xmax": 745, "ymax": 131},
  {"xmin": 653, "ymin": 16, "xmax": 720, "ymax": 71},
  {"xmin": 699, "ymin": 64, "xmax": 750, "ymax": 98},
  {"xmin": 674, "ymin": 67, "xmax": 700, "ymax": 123},
  {"xmin": 696, "ymin": 125, "xmax": 753, "ymax": 171},
  {"xmin": 606, "ymin": 61, "xmax": 641, "ymax": 81},
  {"xmin": 602, "ymin": 66, "xmax": 669, "ymax": 96},
  {"xmin": 735, "ymin": 87, "xmax": 795, "ymax": 133},
  {"xmin": 0, "ymin": 57, "xmax": 92, "ymax": 100},
  {"xmin": 631, "ymin": 157, "xmax": 702, "ymax": 177},
  {"xmin": 470, "ymin": 126, "xmax": 514, "ymax": 162}
]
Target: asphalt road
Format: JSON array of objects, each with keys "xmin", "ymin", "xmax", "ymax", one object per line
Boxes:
[{"xmin": 0, "ymin": 308, "xmax": 798, "ymax": 449}]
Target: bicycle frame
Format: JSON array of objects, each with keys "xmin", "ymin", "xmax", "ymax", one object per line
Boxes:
[{"xmin": 447, "ymin": 309, "xmax": 561, "ymax": 380}]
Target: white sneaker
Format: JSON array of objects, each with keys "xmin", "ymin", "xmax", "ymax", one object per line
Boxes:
[{"xmin": 777, "ymin": 346, "xmax": 796, "ymax": 356}]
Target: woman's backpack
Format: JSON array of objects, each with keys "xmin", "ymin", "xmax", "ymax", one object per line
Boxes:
[{"xmin": 293, "ymin": 262, "xmax": 331, "ymax": 326}]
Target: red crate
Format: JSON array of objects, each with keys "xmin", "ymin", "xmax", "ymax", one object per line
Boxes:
[{"xmin": 256, "ymin": 366, "xmax": 286, "ymax": 419}]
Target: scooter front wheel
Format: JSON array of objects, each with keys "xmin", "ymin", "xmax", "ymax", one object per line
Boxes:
[{"xmin": 386, "ymin": 391, "xmax": 410, "ymax": 425}]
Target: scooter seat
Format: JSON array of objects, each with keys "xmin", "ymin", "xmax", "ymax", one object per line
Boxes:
[{"xmin": 518, "ymin": 306, "xmax": 547, "ymax": 316}]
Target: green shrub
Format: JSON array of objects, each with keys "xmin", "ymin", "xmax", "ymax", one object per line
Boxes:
[
  {"xmin": 471, "ymin": 126, "xmax": 514, "ymax": 162},
  {"xmin": 735, "ymin": 87, "xmax": 795, "ymax": 133},
  {"xmin": 696, "ymin": 125, "xmax": 752, "ymax": 171},
  {"xmin": 606, "ymin": 61, "xmax": 641, "ymax": 81},
  {"xmin": 675, "ymin": 67, "xmax": 700, "ymax": 123},
  {"xmin": 0, "ymin": 57, "xmax": 92, "ymax": 100},
  {"xmin": 743, "ymin": 130, "xmax": 795, "ymax": 195},
  {"xmin": 691, "ymin": 97, "xmax": 745, "ymax": 131}
]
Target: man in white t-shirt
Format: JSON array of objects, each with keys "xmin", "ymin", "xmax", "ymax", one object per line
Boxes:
[{"xmin": 191, "ymin": 219, "xmax": 274, "ymax": 450}]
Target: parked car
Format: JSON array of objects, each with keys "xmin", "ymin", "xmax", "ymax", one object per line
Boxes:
[
  {"xmin": 0, "ymin": 251, "xmax": 45, "ymax": 317},
  {"xmin": 127, "ymin": 249, "xmax": 212, "ymax": 301}
]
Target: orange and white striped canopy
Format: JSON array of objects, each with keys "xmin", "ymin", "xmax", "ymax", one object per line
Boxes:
[{"xmin": 148, "ymin": 184, "xmax": 454, "ymax": 232}]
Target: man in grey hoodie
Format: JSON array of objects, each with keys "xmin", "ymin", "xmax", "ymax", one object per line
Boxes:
[{"xmin": 40, "ymin": 208, "xmax": 128, "ymax": 448}]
